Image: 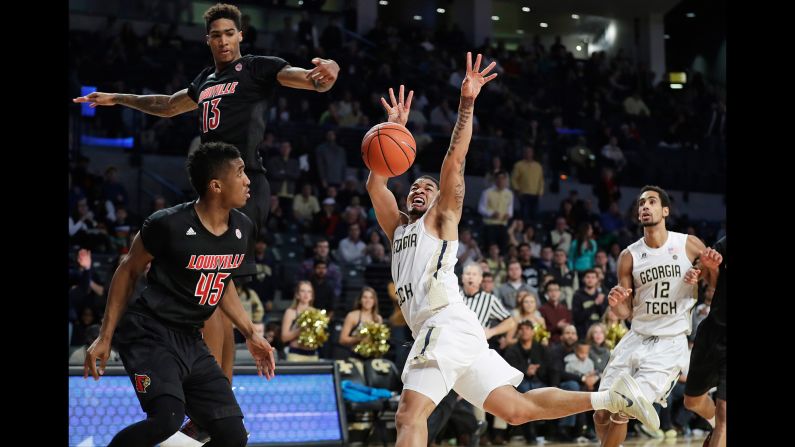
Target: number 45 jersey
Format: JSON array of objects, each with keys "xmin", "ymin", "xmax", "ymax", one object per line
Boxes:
[
  {"xmin": 187, "ymin": 55, "xmax": 288, "ymax": 173},
  {"xmin": 128, "ymin": 201, "xmax": 256, "ymax": 330},
  {"xmin": 627, "ymin": 231, "xmax": 697, "ymax": 337}
]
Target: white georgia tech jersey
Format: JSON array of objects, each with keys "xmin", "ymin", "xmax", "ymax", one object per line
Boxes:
[
  {"xmin": 626, "ymin": 231, "xmax": 697, "ymax": 336},
  {"xmin": 391, "ymin": 213, "xmax": 462, "ymax": 338}
]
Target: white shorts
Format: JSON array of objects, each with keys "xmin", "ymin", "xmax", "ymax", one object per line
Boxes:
[
  {"xmin": 598, "ymin": 330, "xmax": 689, "ymax": 406},
  {"xmin": 401, "ymin": 303, "xmax": 523, "ymax": 409}
]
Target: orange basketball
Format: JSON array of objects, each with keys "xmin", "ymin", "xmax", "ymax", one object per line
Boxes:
[{"xmin": 361, "ymin": 122, "xmax": 416, "ymax": 177}]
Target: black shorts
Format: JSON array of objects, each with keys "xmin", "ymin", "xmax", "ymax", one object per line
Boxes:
[
  {"xmin": 114, "ymin": 311, "xmax": 243, "ymax": 423},
  {"xmin": 684, "ymin": 318, "xmax": 726, "ymax": 401}
]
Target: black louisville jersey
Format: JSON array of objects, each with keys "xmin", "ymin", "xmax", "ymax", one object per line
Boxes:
[
  {"xmin": 706, "ymin": 236, "xmax": 726, "ymax": 327},
  {"xmin": 187, "ymin": 55, "xmax": 289, "ymax": 172},
  {"xmin": 128, "ymin": 201, "xmax": 256, "ymax": 330}
]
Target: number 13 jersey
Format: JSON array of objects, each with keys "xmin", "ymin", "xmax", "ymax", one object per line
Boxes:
[{"xmin": 627, "ymin": 231, "xmax": 696, "ymax": 337}]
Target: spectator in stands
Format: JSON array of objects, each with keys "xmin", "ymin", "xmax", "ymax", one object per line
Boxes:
[
  {"xmin": 593, "ymin": 250, "xmax": 617, "ymax": 290},
  {"xmin": 102, "ymin": 166, "xmax": 128, "ymax": 207},
  {"xmin": 250, "ymin": 235, "xmax": 276, "ymax": 310},
  {"xmin": 546, "ymin": 324, "xmax": 581, "ymax": 442},
  {"xmin": 572, "ymin": 269, "xmax": 607, "ymax": 339},
  {"xmin": 314, "ymin": 197, "xmax": 341, "ymax": 238},
  {"xmin": 623, "ymin": 91, "xmax": 651, "ymax": 117},
  {"xmin": 297, "ymin": 10, "xmax": 318, "ymax": 51},
  {"xmin": 300, "ymin": 238, "xmax": 342, "ymax": 298},
  {"xmin": 109, "ymin": 206, "xmax": 135, "ymax": 253},
  {"xmin": 550, "ymin": 248, "xmax": 577, "ymax": 307},
  {"xmin": 293, "ymin": 183, "xmax": 321, "ymax": 229},
  {"xmin": 268, "ymin": 96, "xmax": 290, "ymax": 124},
  {"xmin": 522, "ymin": 225, "xmax": 542, "ymax": 259},
  {"xmin": 568, "ymin": 222, "xmax": 598, "ymax": 278},
  {"xmin": 502, "ymin": 320, "xmax": 550, "ymax": 442},
  {"xmin": 282, "ymin": 280, "xmax": 320, "ymax": 361},
  {"xmin": 478, "ymin": 170, "xmax": 513, "ymax": 250},
  {"xmin": 69, "ymin": 198, "xmax": 105, "ymax": 250},
  {"xmin": 266, "ymin": 194, "xmax": 288, "ymax": 232},
  {"xmin": 267, "ymin": 140, "xmax": 301, "ymax": 206},
  {"xmin": 485, "ymin": 243, "xmax": 507, "ymax": 286},
  {"xmin": 366, "ymin": 242, "xmax": 388, "ymax": 264},
  {"xmin": 337, "ymin": 223, "xmax": 367, "ymax": 266},
  {"xmin": 594, "ymin": 167, "xmax": 621, "ymax": 213},
  {"xmin": 549, "ymin": 216, "xmax": 573, "ymax": 253},
  {"xmin": 511, "ymin": 145, "xmax": 544, "ymax": 221},
  {"xmin": 481, "ymin": 271, "xmax": 497, "ymax": 295},
  {"xmin": 600, "ymin": 136, "xmax": 627, "ymax": 172},
  {"xmin": 535, "ymin": 245, "xmax": 555, "ymax": 277},
  {"xmin": 517, "ymin": 242, "xmax": 540, "ymax": 292},
  {"xmin": 71, "ymin": 307, "xmax": 97, "ymax": 346},
  {"xmin": 586, "ymin": 323, "xmax": 610, "ymax": 374},
  {"xmin": 315, "ymin": 130, "xmax": 347, "ymax": 189},
  {"xmin": 429, "ymin": 98, "xmax": 456, "ymax": 133},
  {"xmin": 339, "ymin": 286, "xmax": 383, "ymax": 349},
  {"xmin": 456, "ymin": 228, "xmax": 482, "ymax": 268},
  {"xmin": 496, "ymin": 260, "xmax": 534, "ymax": 309},
  {"xmin": 506, "ymin": 290, "xmax": 546, "ymax": 346},
  {"xmin": 309, "ymin": 258, "xmax": 338, "ymax": 319},
  {"xmin": 507, "ymin": 218, "xmax": 526, "ymax": 247},
  {"xmin": 539, "ymin": 281, "xmax": 572, "ymax": 344}
]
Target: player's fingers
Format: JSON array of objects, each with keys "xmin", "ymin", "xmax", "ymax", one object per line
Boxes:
[
  {"xmin": 398, "ymin": 84, "xmax": 405, "ymax": 105},
  {"xmin": 89, "ymin": 357, "xmax": 99, "ymax": 381},
  {"xmin": 483, "ymin": 73, "xmax": 498, "ymax": 83},
  {"xmin": 481, "ymin": 61, "xmax": 497, "ymax": 76},
  {"xmin": 312, "ymin": 57, "xmax": 322, "ymax": 65},
  {"xmin": 389, "ymin": 87, "xmax": 398, "ymax": 107},
  {"xmin": 405, "ymin": 90, "xmax": 414, "ymax": 112},
  {"xmin": 99, "ymin": 356, "xmax": 107, "ymax": 376},
  {"xmin": 466, "ymin": 52, "xmax": 472, "ymax": 73},
  {"xmin": 380, "ymin": 97, "xmax": 392, "ymax": 112},
  {"xmin": 474, "ymin": 53, "xmax": 482, "ymax": 72}
]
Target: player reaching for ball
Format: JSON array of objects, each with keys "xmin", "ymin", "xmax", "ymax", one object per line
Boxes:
[{"xmin": 364, "ymin": 52, "xmax": 659, "ymax": 447}]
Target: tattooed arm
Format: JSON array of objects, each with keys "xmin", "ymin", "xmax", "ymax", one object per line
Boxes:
[
  {"xmin": 428, "ymin": 52, "xmax": 497, "ymax": 240},
  {"xmin": 73, "ymin": 89, "xmax": 198, "ymax": 118}
]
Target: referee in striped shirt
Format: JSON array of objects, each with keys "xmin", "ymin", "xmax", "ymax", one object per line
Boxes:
[
  {"xmin": 427, "ymin": 263, "xmax": 517, "ymax": 446},
  {"xmin": 462, "ymin": 263, "xmax": 517, "ymax": 339}
]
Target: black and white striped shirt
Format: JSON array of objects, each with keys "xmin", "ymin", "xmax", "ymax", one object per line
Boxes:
[{"xmin": 462, "ymin": 289, "xmax": 512, "ymax": 328}]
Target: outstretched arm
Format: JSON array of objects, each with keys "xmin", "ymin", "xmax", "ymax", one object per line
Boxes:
[
  {"xmin": 73, "ymin": 89, "xmax": 198, "ymax": 117},
  {"xmin": 365, "ymin": 85, "xmax": 413, "ymax": 243},
  {"xmin": 432, "ymin": 53, "xmax": 497, "ymax": 235},
  {"xmin": 277, "ymin": 58, "xmax": 340, "ymax": 92}
]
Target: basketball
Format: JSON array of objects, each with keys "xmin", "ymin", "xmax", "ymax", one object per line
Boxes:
[{"xmin": 361, "ymin": 122, "xmax": 416, "ymax": 177}]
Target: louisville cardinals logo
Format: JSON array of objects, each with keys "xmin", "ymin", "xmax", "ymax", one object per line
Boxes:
[{"xmin": 134, "ymin": 374, "xmax": 151, "ymax": 393}]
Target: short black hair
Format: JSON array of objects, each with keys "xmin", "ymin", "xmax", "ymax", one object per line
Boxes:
[
  {"xmin": 518, "ymin": 320, "xmax": 534, "ymax": 329},
  {"xmin": 186, "ymin": 142, "xmax": 241, "ymax": 197},
  {"xmin": 583, "ymin": 269, "xmax": 597, "ymax": 277},
  {"xmin": 482, "ymin": 272, "xmax": 494, "ymax": 280},
  {"xmin": 414, "ymin": 175, "xmax": 440, "ymax": 188},
  {"xmin": 204, "ymin": 3, "xmax": 242, "ymax": 32},
  {"xmin": 638, "ymin": 185, "xmax": 671, "ymax": 208},
  {"xmin": 314, "ymin": 258, "xmax": 328, "ymax": 268},
  {"xmin": 576, "ymin": 340, "xmax": 590, "ymax": 347},
  {"xmin": 545, "ymin": 280, "xmax": 560, "ymax": 290}
]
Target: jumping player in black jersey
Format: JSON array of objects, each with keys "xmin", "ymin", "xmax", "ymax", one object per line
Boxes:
[
  {"xmin": 73, "ymin": 2, "xmax": 339, "ymax": 401},
  {"xmin": 84, "ymin": 142, "xmax": 276, "ymax": 447},
  {"xmin": 683, "ymin": 237, "xmax": 726, "ymax": 447}
]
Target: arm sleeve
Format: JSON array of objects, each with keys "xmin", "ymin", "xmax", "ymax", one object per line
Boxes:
[
  {"xmin": 187, "ymin": 68, "xmax": 211, "ymax": 102},
  {"xmin": 249, "ymin": 56, "xmax": 290, "ymax": 88},
  {"xmin": 139, "ymin": 210, "xmax": 170, "ymax": 258}
]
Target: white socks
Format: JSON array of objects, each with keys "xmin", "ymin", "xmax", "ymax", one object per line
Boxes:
[{"xmin": 591, "ymin": 391, "xmax": 613, "ymax": 411}]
